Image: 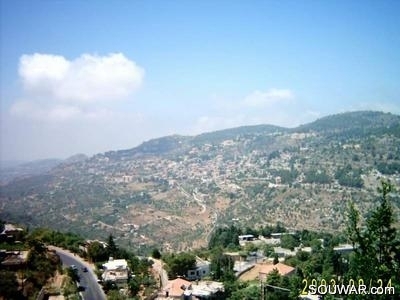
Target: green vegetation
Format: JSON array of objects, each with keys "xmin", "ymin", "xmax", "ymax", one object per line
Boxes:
[
  {"xmin": 1, "ymin": 111, "xmax": 400, "ymax": 251},
  {"xmin": 151, "ymin": 248, "xmax": 162, "ymax": 259},
  {"xmin": 229, "ymin": 284, "xmax": 261, "ymax": 300},
  {"xmin": 346, "ymin": 181, "xmax": 400, "ymax": 299},
  {"xmin": 1, "ymin": 112, "xmax": 400, "ymax": 298},
  {"xmin": 335, "ymin": 164, "xmax": 363, "ymax": 188},
  {"xmin": 304, "ymin": 169, "xmax": 331, "ymax": 184},
  {"xmin": 0, "ymin": 221, "xmax": 158, "ymax": 300},
  {"xmin": 0, "ymin": 271, "xmax": 20, "ymax": 299},
  {"xmin": 1, "ymin": 179, "xmax": 399, "ymax": 299},
  {"xmin": 208, "ymin": 225, "xmax": 241, "ymax": 249},
  {"xmin": 28, "ymin": 228, "xmax": 84, "ymax": 253},
  {"xmin": 279, "ymin": 234, "xmax": 299, "ymax": 251},
  {"xmin": 87, "ymin": 240, "xmax": 109, "ymax": 262},
  {"xmin": 201, "ymin": 180, "xmax": 399, "ymax": 299},
  {"xmin": 376, "ymin": 162, "xmax": 400, "ymax": 175},
  {"xmin": 210, "ymin": 249, "xmax": 235, "ymax": 281},
  {"xmin": 163, "ymin": 252, "xmax": 196, "ymax": 278},
  {"xmin": 0, "ymin": 224, "xmax": 62, "ymax": 300}
]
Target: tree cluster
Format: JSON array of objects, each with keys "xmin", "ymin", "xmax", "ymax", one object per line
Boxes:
[
  {"xmin": 208, "ymin": 225, "xmax": 242, "ymax": 250},
  {"xmin": 335, "ymin": 164, "xmax": 363, "ymax": 188},
  {"xmin": 346, "ymin": 181, "xmax": 400, "ymax": 299},
  {"xmin": 163, "ymin": 252, "xmax": 196, "ymax": 279},
  {"xmin": 0, "ymin": 230, "xmax": 61, "ymax": 299}
]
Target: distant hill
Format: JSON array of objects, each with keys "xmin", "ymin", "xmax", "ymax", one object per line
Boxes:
[
  {"xmin": 192, "ymin": 124, "xmax": 287, "ymax": 144},
  {"xmin": 63, "ymin": 153, "xmax": 88, "ymax": 164},
  {"xmin": 107, "ymin": 124, "xmax": 288, "ymax": 159},
  {"xmin": 0, "ymin": 154, "xmax": 88, "ymax": 185},
  {"xmin": 0, "ymin": 111, "xmax": 399, "ymax": 251},
  {"xmin": 106, "ymin": 135, "xmax": 190, "ymax": 159},
  {"xmin": 296, "ymin": 111, "xmax": 400, "ymax": 135},
  {"xmin": 0, "ymin": 158, "xmax": 62, "ymax": 185}
]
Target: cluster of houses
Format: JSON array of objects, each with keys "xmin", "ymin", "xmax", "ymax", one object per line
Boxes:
[
  {"xmin": 158, "ymin": 256, "xmax": 225, "ymax": 299},
  {"xmin": 0, "ymin": 222, "xmax": 355, "ymax": 300},
  {"xmin": 79, "ymin": 250, "xmax": 224, "ymax": 299},
  {"xmin": 239, "ymin": 233, "xmax": 354, "ymax": 257},
  {"xmin": 156, "ymin": 233, "xmax": 356, "ymax": 299}
]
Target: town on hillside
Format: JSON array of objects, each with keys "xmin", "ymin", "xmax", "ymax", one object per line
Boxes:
[{"xmin": 1, "ymin": 112, "xmax": 400, "ymax": 254}]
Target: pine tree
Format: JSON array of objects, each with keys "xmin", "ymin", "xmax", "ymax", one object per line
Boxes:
[
  {"xmin": 346, "ymin": 180, "xmax": 399, "ymax": 299},
  {"xmin": 107, "ymin": 234, "xmax": 118, "ymax": 258}
]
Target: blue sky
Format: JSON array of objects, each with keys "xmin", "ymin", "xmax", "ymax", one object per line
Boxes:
[{"xmin": 1, "ymin": 0, "xmax": 399, "ymax": 161}]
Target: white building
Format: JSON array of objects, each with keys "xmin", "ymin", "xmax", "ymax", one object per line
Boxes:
[
  {"xmin": 238, "ymin": 234, "xmax": 255, "ymax": 245},
  {"xmin": 191, "ymin": 281, "xmax": 224, "ymax": 298},
  {"xmin": 187, "ymin": 257, "xmax": 211, "ymax": 280},
  {"xmin": 102, "ymin": 257, "xmax": 129, "ymax": 285},
  {"xmin": 333, "ymin": 244, "xmax": 354, "ymax": 254}
]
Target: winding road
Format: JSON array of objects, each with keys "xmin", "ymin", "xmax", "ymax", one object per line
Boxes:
[{"xmin": 50, "ymin": 246, "xmax": 106, "ymax": 300}]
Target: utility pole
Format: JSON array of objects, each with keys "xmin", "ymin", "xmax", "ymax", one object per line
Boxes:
[{"xmin": 260, "ymin": 279, "xmax": 264, "ymax": 300}]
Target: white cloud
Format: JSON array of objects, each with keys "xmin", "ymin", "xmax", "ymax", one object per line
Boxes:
[
  {"xmin": 19, "ymin": 53, "xmax": 144, "ymax": 103},
  {"xmin": 11, "ymin": 52, "xmax": 144, "ymax": 121},
  {"xmin": 243, "ymin": 88, "xmax": 294, "ymax": 107},
  {"xmin": 19, "ymin": 54, "xmax": 70, "ymax": 90}
]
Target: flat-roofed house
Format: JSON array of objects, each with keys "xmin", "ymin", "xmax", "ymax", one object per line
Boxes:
[{"xmin": 102, "ymin": 257, "xmax": 129, "ymax": 286}]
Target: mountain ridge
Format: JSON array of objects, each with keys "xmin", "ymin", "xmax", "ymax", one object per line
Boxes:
[{"xmin": 108, "ymin": 110, "xmax": 400, "ymax": 159}]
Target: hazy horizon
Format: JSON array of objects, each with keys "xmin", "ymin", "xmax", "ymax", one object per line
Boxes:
[
  {"xmin": 0, "ymin": 110, "xmax": 338, "ymax": 162},
  {"xmin": 1, "ymin": 1, "xmax": 399, "ymax": 161}
]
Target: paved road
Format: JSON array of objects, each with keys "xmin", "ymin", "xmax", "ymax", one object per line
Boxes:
[{"xmin": 54, "ymin": 249, "xmax": 106, "ymax": 300}]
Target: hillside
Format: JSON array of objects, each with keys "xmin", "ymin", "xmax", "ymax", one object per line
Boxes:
[
  {"xmin": 0, "ymin": 154, "xmax": 88, "ymax": 184},
  {"xmin": 0, "ymin": 111, "xmax": 399, "ymax": 252},
  {"xmin": 0, "ymin": 158, "xmax": 62, "ymax": 184}
]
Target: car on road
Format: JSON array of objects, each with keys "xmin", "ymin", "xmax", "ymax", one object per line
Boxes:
[
  {"xmin": 82, "ymin": 266, "xmax": 88, "ymax": 272},
  {"xmin": 78, "ymin": 285, "xmax": 86, "ymax": 291}
]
